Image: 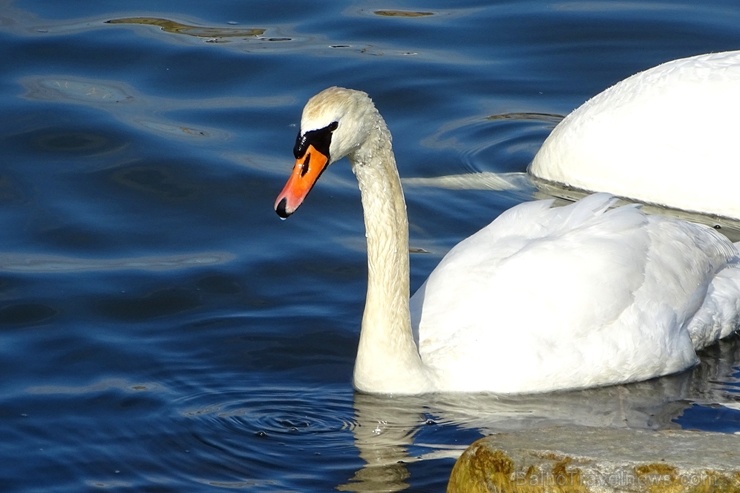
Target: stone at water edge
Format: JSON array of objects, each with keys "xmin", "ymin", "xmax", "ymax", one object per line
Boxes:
[{"xmin": 447, "ymin": 426, "xmax": 740, "ymax": 493}]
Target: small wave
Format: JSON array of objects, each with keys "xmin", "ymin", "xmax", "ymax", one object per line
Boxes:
[{"xmin": 0, "ymin": 251, "xmax": 235, "ymax": 273}]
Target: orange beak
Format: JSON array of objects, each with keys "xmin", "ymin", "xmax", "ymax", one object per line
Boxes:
[{"xmin": 274, "ymin": 144, "xmax": 330, "ymax": 218}]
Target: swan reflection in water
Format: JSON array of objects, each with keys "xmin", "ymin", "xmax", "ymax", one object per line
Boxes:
[{"xmin": 338, "ymin": 335, "xmax": 739, "ymax": 491}]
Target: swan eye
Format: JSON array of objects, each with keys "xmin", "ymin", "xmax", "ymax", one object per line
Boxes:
[{"xmin": 293, "ymin": 121, "xmax": 339, "ymax": 159}]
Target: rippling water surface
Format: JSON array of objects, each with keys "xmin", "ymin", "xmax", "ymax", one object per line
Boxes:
[{"xmin": 1, "ymin": 1, "xmax": 739, "ymax": 491}]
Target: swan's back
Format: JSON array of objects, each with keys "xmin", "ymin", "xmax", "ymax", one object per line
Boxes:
[
  {"xmin": 411, "ymin": 194, "xmax": 740, "ymax": 393},
  {"xmin": 530, "ymin": 51, "xmax": 740, "ymax": 220}
]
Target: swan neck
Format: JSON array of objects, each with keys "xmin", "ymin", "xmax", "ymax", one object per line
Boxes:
[{"xmin": 349, "ymin": 115, "xmax": 429, "ymax": 394}]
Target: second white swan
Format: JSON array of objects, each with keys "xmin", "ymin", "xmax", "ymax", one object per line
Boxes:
[
  {"xmin": 530, "ymin": 50, "xmax": 740, "ymax": 220},
  {"xmin": 275, "ymin": 87, "xmax": 740, "ymax": 395}
]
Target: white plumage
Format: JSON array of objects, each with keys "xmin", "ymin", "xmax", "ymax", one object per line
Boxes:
[
  {"xmin": 412, "ymin": 193, "xmax": 740, "ymax": 393},
  {"xmin": 530, "ymin": 51, "xmax": 740, "ymax": 220}
]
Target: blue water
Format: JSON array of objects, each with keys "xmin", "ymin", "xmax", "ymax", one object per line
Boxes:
[{"xmin": 1, "ymin": 1, "xmax": 739, "ymax": 491}]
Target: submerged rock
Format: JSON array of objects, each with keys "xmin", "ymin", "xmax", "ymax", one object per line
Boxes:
[{"xmin": 447, "ymin": 426, "xmax": 740, "ymax": 493}]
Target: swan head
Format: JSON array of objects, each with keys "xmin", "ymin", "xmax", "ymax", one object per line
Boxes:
[{"xmin": 274, "ymin": 87, "xmax": 377, "ymax": 218}]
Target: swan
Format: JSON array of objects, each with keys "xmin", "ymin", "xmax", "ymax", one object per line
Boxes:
[
  {"xmin": 274, "ymin": 86, "xmax": 740, "ymax": 395},
  {"xmin": 530, "ymin": 50, "xmax": 740, "ymax": 220}
]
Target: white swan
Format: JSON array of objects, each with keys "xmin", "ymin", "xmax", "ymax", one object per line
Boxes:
[
  {"xmin": 274, "ymin": 86, "xmax": 740, "ymax": 395},
  {"xmin": 530, "ymin": 50, "xmax": 740, "ymax": 220}
]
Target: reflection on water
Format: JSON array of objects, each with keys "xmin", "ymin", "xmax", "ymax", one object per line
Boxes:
[
  {"xmin": 24, "ymin": 76, "xmax": 135, "ymax": 104},
  {"xmin": 19, "ymin": 75, "xmax": 278, "ymax": 146},
  {"xmin": 341, "ymin": 335, "xmax": 740, "ymax": 491},
  {"xmin": 0, "ymin": 251, "xmax": 234, "ymax": 272},
  {"xmin": 106, "ymin": 17, "xmax": 266, "ymax": 39},
  {"xmin": 373, "ymin": 10, "xmax": 436, "ymax": 18}
]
